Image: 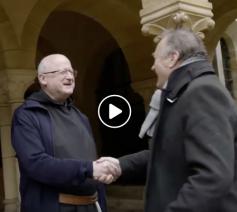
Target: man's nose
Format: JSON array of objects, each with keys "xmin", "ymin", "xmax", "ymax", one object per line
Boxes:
[
  {"xmin": 151, "ymin": 64, "xmax": 155, "ymax": 72},
  {"xmin": 65, "ymin": 71, "xmax": 74, "ymax": 79}
]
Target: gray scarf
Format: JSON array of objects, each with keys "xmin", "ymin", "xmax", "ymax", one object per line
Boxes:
[
  {"xmin": 139, "ymin": 89, "xmax": 162, "ymax": 138},
  {"xmin": 138, "ymin": 56, "xmax": 206, "ymax": 139}
]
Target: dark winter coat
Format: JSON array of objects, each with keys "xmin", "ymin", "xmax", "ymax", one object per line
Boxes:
[
  {"xmin": 11, "ymin": 96, "xmax": 106, "ymax": 212},
  {"xmin": 120, "ymin": 59, "xmax": 237, "ymax": 212}
]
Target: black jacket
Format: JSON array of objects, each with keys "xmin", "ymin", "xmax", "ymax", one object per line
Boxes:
[
  {"xmin": 11, "ymin": 96, "xmax": 106, "ymax": 212},
  {"xmin": 120, "ymin": 59, "xmax": 237, "ymax": 212}
]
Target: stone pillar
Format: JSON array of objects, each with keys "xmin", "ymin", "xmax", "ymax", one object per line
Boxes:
[
  {"xmin": 0, "ymin": 69, "xmax": 35, "ymax": 212},
  {"xmin": 140, "ymin": 0, "xmax": 215, "ymax": 42},
  {"xmin": 0, "ymin": 74, "xmax": 19, "ymax": 212},
  {"xmin": 132, "ymin": 79, "xmax": 156, "ymax": 111},
  {"xmin": 7, "ymin": 69, "xmax": 36, "ymax": 109},
  {"xmin": 0, "ymin": 119, "xmax": 19, "ymax": 212}
]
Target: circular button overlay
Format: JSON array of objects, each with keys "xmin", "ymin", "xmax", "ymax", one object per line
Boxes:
[{"xmin": 98, "ymin": 95, "xmax": 131, "ymax": 128}]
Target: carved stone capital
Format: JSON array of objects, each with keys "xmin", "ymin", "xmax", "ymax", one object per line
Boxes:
[{"xmin": 140, "ymin": 0, "xmax": 215, "ymax": 41}]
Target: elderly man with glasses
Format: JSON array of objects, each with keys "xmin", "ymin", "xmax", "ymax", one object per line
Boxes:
[{"xmin": 11, "ymin": 54, "xmax": 119, "ymax": 212}]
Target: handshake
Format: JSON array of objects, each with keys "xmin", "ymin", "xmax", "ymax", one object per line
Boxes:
[{"xmin": 93, "ymin": 157, "xmax": 121, "ymax": 184}]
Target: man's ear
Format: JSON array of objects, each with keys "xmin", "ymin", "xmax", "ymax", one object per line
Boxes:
[
  {"xmin": 168, "ymin": 50, "xmax": 180, "ymax": 68},
  {"xmin": 38, "ymin": 74, "xmax": 47, "ymax": 86}
]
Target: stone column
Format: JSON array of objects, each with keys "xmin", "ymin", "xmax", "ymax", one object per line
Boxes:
[
  {"xmin": 140, "ymin": 0, "xmax": 215, "ymax": 42},
  {"xmin": 0, "ymin": 115, "xmax": 19, "ymax": 212},
  {"xmin": 7, "ymin": 69, "xmax": 36, "ymax": 110},
  {"xmin": 132, "ymin": 79, "xmax": 156, "ymax": 111},
  {"xmin": 0, "ymin": 69, "xmax": 35, "ymax": 212},
  {"xmin": 0, "ymin": 74, "xmax": 19, "ymax": 212}
]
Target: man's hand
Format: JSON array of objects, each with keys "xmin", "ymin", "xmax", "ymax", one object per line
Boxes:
[{"xmin": 93, "ymin": 157, "xmax": 121, "ymax": 184}]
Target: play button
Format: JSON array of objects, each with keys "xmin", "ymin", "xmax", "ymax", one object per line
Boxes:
[
  {"xmin": 98, "ymin": 95, "xmax": 131, "ymax": 128},
  {"xmin": 109, "ymin": 104, "xmax": 122, "ymax": 119}
]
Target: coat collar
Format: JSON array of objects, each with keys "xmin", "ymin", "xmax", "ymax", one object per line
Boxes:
[
  {"xmin": 165, "ymin": 59, "xmax": 215, "ymax": 103},
  {"xmin": 24, "ymin": 90, "xmax": 74, "ymax": 110}
]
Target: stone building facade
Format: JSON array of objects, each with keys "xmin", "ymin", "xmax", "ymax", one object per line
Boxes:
[{"xmin": 0, "ymin": 0, "xmax": 237, "ymax": 211}]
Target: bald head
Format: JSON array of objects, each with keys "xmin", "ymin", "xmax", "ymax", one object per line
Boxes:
[
  {"xmin": 37, "ymin": 54, "xmax": 72, "ymax": 74},
  {"xmin": 37, "ymin": 54, "xmax": 75, "ymax": 102}
]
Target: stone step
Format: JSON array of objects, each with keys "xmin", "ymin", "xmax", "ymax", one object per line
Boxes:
[
  {"xmin": 106, "ymin": 185, "xmax": 145, "ymax": 212},
  {"xmin": 107, "ymin": 197, "xmax": 144, "ymax": 212}
]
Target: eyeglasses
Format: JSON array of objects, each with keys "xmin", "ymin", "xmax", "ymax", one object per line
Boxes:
[{"xmin": 42, "ymin": 69, "xmax": 78, "ymax": 78}]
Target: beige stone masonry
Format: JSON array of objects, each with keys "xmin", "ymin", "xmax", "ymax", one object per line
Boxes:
[
  {"xmin": 140, "ymin": 0, "xmax": 215, "ymax": 42},
  {"xmin": 0, "ymin": 105, "xmax": 19, "ymax": 211},
  {"xmin": 6, "ymin": 69, "xmax": 35, "ymax": 105},
  {"xmin": 0, "ymin": 68, "xmax": 35, "ymax": 211},
  {"xmin": 132, "ymin": 79, "xmax": 156, "ymax": 111}
]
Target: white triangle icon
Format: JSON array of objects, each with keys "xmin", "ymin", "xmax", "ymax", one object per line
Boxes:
[{"xmin": 109, "ymin": 104, "xmax": 122, "ymax": 119}]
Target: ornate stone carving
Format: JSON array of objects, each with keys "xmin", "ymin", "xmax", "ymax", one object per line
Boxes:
[{"xmin": 140, "ymin": 0, "xmax": 215, "ymax": 42}]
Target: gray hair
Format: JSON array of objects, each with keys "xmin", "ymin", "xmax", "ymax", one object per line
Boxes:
[{"xmin": 160, "ymin": 28, "xmax": 207, "ymax": 61}]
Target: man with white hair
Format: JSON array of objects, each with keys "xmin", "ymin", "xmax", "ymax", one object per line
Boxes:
[{"xmin": 11, "ymin": 54, "xmax": 117, "ymax": 212}]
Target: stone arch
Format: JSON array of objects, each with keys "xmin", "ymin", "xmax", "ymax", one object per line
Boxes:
[
  {"xmin": 205, "ymin": 8, "xmax": 237, "ymax": 56},
  {"xmin": 0, "ymin": 6, "xmax": 19, "ymax": 71},
  {"xmin": 19, "ymin": 0, "xmax": 152, "ymax": 157},
  {"xmin": 31, "ymin": 10, "xmax": 147, "ymax": 156},
  {"xmin": 21, "ymin": 0, "xmax": 154, "ymax": 82},
  {"xmin": 0, "ymin": 4, "xmax": 22, "ymax": 210}
]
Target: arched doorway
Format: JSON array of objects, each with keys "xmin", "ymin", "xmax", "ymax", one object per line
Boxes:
[
  {"xmin": 96, "ymin": 48, "xmax": 148, "ymax": 158},
  {"xmin": 34, "ymin": 10, "xmax": 148, "ymax": 157}
]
